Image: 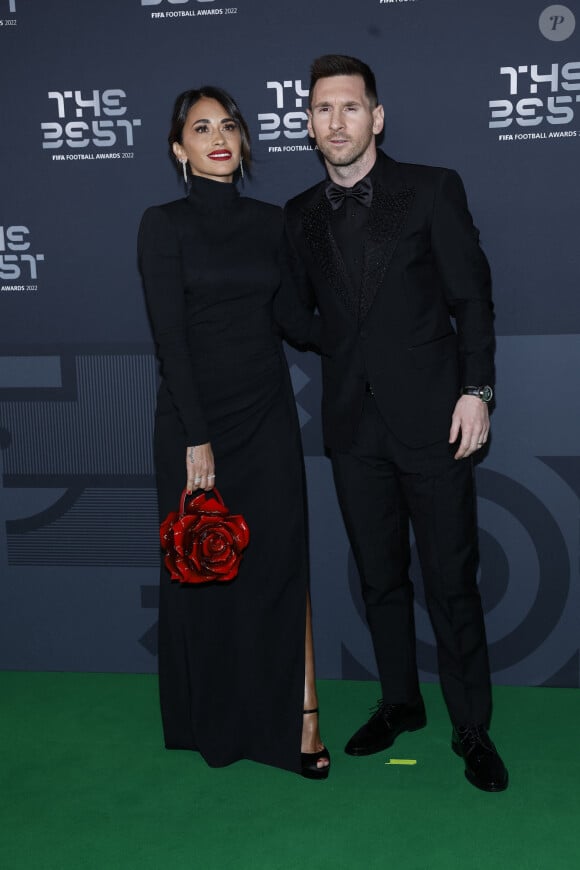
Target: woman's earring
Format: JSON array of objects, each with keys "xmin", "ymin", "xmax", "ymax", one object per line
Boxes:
[
  {"xmin": 181, "ymin": 159, "xmax": 188, "ymax": 185},
  {"xmin": 239, "ymin": 157, "xmax": 244, "ymax": 180}
]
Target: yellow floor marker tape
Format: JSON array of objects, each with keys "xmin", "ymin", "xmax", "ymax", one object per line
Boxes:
[{"xmin": 385, "ymin": 759, "xmax": 417, "ymax": 765}]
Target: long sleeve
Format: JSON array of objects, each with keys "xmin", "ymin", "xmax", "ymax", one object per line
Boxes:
[
  {"xmin": 138, "ymin": 206, "xmax": 209, "ymax": 445},
  {"xmin": 431, "ymin": 169, "xmax": 495, "ymax": 387},
  {"xmin": 273, "ymin": 213, "xmax": 322, "ymax": 351}
]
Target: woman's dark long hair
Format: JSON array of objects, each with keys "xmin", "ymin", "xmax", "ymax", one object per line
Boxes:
[{"xmin": 168, "ymin": 86, "xmax": 251, "ymax": 180}]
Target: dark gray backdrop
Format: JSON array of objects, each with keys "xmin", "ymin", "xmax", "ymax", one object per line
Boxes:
[{"xmin": 1, "ymin": 0, "xmax": 579, "ymax": 688}]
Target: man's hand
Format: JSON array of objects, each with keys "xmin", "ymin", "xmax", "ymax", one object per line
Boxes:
[{"xmin": 449, "ymin": 395, "xmax": 490, "ymax": 460}]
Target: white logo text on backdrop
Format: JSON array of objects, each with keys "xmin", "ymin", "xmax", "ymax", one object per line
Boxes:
[
  {"xmin": 41, "ymin": 90, "xmax": 142, "ymax": 160},
  {"xmin": 0, "ymin": 226, "xmax": 44, "ymax": 293}
]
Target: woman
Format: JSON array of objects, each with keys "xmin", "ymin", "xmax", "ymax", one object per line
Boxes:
[{"xmin": 138, "ymin": 86, "xmax": 329, "ymax": 778}]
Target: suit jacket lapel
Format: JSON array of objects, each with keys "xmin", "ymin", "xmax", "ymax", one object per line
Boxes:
[
  {"xmin": 359, "ymin": 156, "xmax": 415, "ymax": 322},
  {"xmin": 300, "ymin": 154, "xmax": 415, "ymax": 322},
  {"xmin": 301, "ymin": 190, "xmax": 360, "ymax": 320}
]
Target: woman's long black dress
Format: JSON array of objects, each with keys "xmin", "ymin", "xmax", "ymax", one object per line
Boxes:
[{"xmin": 138, "ymin": 175, "xmax": 307, "ymax": 773}]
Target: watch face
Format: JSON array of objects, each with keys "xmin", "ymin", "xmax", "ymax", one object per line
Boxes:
[{"xmin": 481, "ymin": 385, "xmax": 493, "ymax": 403}]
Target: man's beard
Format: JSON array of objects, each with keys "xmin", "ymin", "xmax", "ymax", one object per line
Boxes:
[{"xmin": 317, "ymin": 130, "xmax": 374, "ymax": 168}]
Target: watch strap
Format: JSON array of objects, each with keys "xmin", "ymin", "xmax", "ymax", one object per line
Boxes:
[{"xmin": 462, "ymin": 385, "xmax": 494, "ymax": 403}]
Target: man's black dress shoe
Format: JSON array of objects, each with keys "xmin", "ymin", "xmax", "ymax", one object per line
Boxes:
[
  {"xmin": 452, "ymin": 725, "xmax": 509, "ymax": 792},
  {"xmin": 344, "ymin": 697, "xmax": 427, "ymax": 756}
]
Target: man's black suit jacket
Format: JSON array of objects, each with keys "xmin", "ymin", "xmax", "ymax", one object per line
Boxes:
[{"xmin": 280, "ymin": 150, "xmax": 495, "ymax": 451}]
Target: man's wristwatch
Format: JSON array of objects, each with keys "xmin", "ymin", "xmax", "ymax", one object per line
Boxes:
[{"xmin": 462, "ymin": 385, "xmax": 494, "ymax": 403}]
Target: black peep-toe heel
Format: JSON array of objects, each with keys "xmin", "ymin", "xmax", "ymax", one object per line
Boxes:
[{"xmin": 301, "ymin": 707, "xmax": 331, "ymax": 780}]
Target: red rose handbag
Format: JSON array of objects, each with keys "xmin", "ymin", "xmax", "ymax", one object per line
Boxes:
[{"xmin": 160, "ymin": 488, "xmax": 250, "ymax": 584}]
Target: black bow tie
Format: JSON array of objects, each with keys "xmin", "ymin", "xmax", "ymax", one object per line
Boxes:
[{"xmin": 325, "ymin": 176, "xmax": 373, "ymax": 211}]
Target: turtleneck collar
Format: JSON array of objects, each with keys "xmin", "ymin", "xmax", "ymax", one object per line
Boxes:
[{"xmin": 187, "ymin": 174, "xmax": 240, "ymax": 210}]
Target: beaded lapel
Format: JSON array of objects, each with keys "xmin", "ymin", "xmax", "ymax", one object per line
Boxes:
[
  {"xmin": 301, "ymin": 194, "xmax": 358, "ymax": 319},
  {"xmin": 359, "ymin": 181, "xmax": 415, "ymax": 321},
  {"xmin": 300, "ymin": 171, "xmax": 415, "ymax": 323}
]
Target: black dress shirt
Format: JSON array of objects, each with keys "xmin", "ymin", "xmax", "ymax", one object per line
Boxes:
[{"xmin": 328, "ymin": 166, "xmax": 375, "ymax": 313}]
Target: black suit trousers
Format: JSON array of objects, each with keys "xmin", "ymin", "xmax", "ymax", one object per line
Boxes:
[{"xmin": 331, "ymin": 393, "xmax": 492, "ymax": 727}]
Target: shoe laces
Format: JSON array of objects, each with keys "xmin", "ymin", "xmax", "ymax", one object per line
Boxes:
[
  {"xmin": 456, "ymin": 724, "xmax": 493, "ymax": 752},
  {"xmin": 371, "ymin": 699, "xmax": 400, "ymax": 722}
]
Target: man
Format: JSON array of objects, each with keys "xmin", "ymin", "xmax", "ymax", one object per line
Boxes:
[{"xmin": 282, "ymin": 55, "xmax": 508, "ymax": 791}]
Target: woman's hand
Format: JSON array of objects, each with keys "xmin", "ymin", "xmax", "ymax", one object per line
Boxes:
[{"xmin": 186, "ymin": 442, "xmax": 215, "ymax": 491}]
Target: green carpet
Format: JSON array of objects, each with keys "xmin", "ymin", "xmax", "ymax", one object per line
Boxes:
[{"xmin": 1, "ymin": 674, "xmax": 578, "ymax": 870}]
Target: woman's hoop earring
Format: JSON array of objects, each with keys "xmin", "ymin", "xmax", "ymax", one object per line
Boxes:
[
  {"xmin": 181, "ymin": 159, "xmax": 188, "ymax": 185},
  {"xmin": 239, "ymin": 157, "xmax": 244, "ymax": 180}
]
